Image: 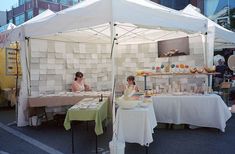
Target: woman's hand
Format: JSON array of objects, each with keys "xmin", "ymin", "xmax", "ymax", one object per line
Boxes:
[
  {"xmin": 135, "ymin": 86, "xmax": 139, "ymax": 92},
  {"xmin": 85, "ymin": 84, "xmax": 91, "ymax": 91}
]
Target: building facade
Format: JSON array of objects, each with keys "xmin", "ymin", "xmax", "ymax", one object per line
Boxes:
[
  {"xmin": 151, "ymin": 0, "xmax": 204, "ymax": 13},
  {"xmin": 0, "ymin": 11, "xmax": 7, "ymax": 27},
  {"xmin": 6, "ymin": 0, "xmax": 82, "ymax": 25},
  {"xmin": 204, "ymin": 0, "xmax": 235, "ymax": 30},
  {"xmin": 152, "ymin": 0, "xmax": 235, "ymax": 30}
]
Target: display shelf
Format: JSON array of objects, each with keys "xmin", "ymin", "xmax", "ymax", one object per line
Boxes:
[
  {"xmin": 136, "ymin": 72, "xmax": 220, "ymax": 77},
  {"xmin": 136, "ymin": 72, "xmax": 220, "ymax": 90}
]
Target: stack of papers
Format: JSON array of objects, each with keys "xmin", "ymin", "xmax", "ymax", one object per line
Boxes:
[
  {"xmin": 32, "ymin": 91, "xmax": 111, "ymax": 98},
  {"xmin": 70, "ymin": 98, "xmax": 101, "ymax": 110}
]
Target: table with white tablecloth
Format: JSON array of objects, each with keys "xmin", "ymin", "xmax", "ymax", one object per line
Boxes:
[
  {"xmin": 152, "ymin": 94, "xmax": 231, "ymax": 132},
  {"xmin": 115, "ymin": 103, "xmax": 157, "ymax": 146}
]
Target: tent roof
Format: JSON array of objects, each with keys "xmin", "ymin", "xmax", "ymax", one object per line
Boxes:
[
  {"xmin": 21, "ymin": 9, "xmax": 55, "ymax": 26},
  {"xmin": 0, "ymin": 9, "xmax": 55, "ymax": 47},
  {"xmin": 182, "ymin": 4, "xmax": 235, "ymax": 49},
  {"xmin": 0, "ymin": 23, "xmax": 16, "ymax": 33},
  {"xmin": 23, "ymin": 0, "xmax": 207, "ymax": 44}
]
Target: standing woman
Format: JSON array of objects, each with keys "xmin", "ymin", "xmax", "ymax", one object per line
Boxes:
[
  {"xmin": 71, "ymin": 72, "xmax": 91, "ymax": 92},
  {"xmin": 124, "ymin": 75, "xmax": 139, "ymax": 97}
]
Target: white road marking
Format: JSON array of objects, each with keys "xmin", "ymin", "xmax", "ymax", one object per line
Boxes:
[
  {"xmin": 0, "ymin": 122, "xmax": 64, "ymax": 154},
  {"xmin": 0, "ymin": 151, "xmax": 10, "ymax": 154},
  {"xmin": 7, "ymin": 121, "xmax": 16, "ymax": 126}
]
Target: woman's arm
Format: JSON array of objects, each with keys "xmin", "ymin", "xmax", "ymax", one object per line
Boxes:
[
  {"xmin": 134, "ymin": 85, "xmax": 139, "ymax": 92},
  {"xmin": 71, "ymin": 81, "xmax": 82, "ymax": 92},
  {"xmin": 84, "ymin": 83, "xmax": 91, "ymax": 91},
  {"xmin": 82, "ymin": 78, "xmax": 91, "ymax": 91},
  {"xmin": 71, "ymin": 82, "xmax": 78, "ymax": 92}
]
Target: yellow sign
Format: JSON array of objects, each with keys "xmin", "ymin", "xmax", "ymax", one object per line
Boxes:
[
  {"xmin": 0, "ymin": 48, "xmax": 16, "ymax": 89},
  {"xmin": 5, "ymin": 48, "xmax": 22, "ymax": 76}
]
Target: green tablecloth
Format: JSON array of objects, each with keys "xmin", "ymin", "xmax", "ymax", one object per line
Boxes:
[{"xmin": 64, "ymin": 98, "xmax": 108, "ymax": 135}]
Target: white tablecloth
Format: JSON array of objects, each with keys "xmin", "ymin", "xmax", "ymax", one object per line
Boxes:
[
  {"xmin": 152, "ymin": 94, "xmax": 231, "ymax": 132},
  {"xmin": 115, "ymin": 103, "xmax": 157, "ymax": 146}
]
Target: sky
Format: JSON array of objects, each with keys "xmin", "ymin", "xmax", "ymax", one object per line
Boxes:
[{"xmin": 0, "ymin": 0, "xmax": 18, "ymax": 11}]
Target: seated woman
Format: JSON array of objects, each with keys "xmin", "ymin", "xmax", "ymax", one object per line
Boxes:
[
  {"xmin": 71, "ymin": 72, "xmax": 91, "ymax": 92},
  {"xmin": 123, "ymin": 75, "xmax": 139, "ymax": 97}
]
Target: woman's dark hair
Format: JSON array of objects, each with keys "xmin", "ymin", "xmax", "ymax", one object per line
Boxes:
[
  {"xmin": 74, "ymin": 72, "xmax": 83, "ymax": 81},
  {"xmin": 127, "ymin": 75, "xmax": 136, "ymax": 85}
]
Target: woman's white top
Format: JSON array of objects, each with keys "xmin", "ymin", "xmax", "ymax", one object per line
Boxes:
[
  {"xmin": 124, "ymin": 84, "xmax": 137, "ymax": 97},
  {"xmin": 72, "ymin": 81, "xmax": 85, "ymax": 92}
]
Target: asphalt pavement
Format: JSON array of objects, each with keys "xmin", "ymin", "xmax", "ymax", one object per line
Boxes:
[{"xmin": 0, "ymin": 127, "xmax": 49, "ymax": 154}]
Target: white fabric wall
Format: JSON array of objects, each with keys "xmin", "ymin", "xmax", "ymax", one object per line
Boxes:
[
  {"xmin": 29, "ymin": 39, "xmax": 112, "ymax": 96},
  {"xmin": 16, "ymin": 35, "xmax": 205, "ymax": 126}
]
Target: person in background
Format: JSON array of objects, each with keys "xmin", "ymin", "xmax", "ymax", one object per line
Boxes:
[
  {"xmin": 214, "ymin": 59, "xmax": 228, "ymax": 90},
  {"xmin": 123, "ymin": 75, "xmax": 139, "ymax": 97},
  {"xmin": 71, "ymin": 72, "xmax": 91, "ymax": 92}
]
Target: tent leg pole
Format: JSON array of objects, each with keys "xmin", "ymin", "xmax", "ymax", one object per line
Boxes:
[
  {"xmin": 144, "ymin": 75, "xmax": 147, "ymax": 90},
  {"xmin": 71, "ymin": 122, "xmax": 74, "ymax": 153}
]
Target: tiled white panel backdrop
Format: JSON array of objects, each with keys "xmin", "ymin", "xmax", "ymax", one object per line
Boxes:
[{"xmin": 29, "ymin": 35, "xmax": 206, "ymax": 96}]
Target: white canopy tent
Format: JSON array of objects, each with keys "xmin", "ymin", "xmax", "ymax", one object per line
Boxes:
[
  {"xmin": 0, "ymin": 10, "xmax": 55, "ymax": 126},
  {"xmin": 182, "ymin": 4, "xmax": 235, "ymax": 65},
  {"xmin": 23, "ymin": 0, "xmax": 208, "ymax": 44},
  {"xmin": 0, "ymin": 0, "xmax": 208, "ymax": 127},
  {"xmin": 22, "ymin": 9, "xmax": 55, "ymax": 25}
]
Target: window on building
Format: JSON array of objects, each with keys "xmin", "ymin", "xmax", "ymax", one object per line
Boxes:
[
  {"xmin": 8, "ymin": 19, "xmax": 13, "ymax": 23},
  {"xmin": 19, "ymin": 0, "xmax": 25, "ymax": 5},
  {"xmin": 27, "ymin": 9, "xmax": 33, "ymax": 20},
  {"xmin": 19, "ymin": 0, "xmax": 31, "ymax": 5},
  {"xmin": 73, "ymin": 0, "xmax": 79, "ymax": 5},
  {"xmin": 15, "ymin": 14, "xmax": 25, "ymax": 25},
  {"xmin": 41, "ymin": 0, "xmax": 57, "ymax": 4},
  {"xmin": 59, "ymin": 0, "xmax": 68, "ymax": 5},
  {"xmin": 44, "ymin": 0, "xmax": 67, "ymax": 4},
  {"xmin": 159, "ymin": 0, "xmax": 190, "ymax": 10},
  {"xmin": 39, "ymin": 9, "xmax": 46, "ymax": 14}
]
